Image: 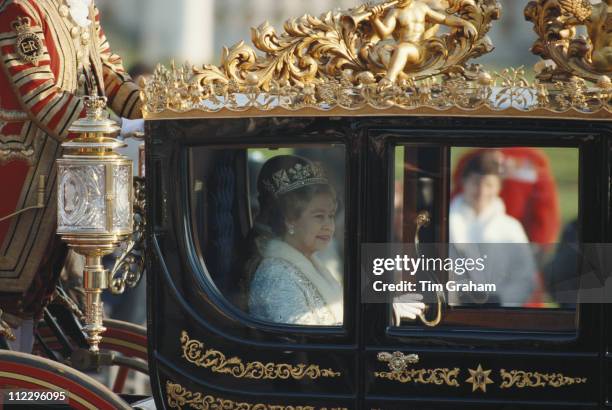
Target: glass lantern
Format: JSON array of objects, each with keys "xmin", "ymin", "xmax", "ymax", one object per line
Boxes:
[{"xmin": 57, "ymin": 94, "xmax": 133, "ymax": 352}]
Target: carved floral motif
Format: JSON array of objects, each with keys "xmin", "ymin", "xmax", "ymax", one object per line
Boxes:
[
  {"xmin": 374, "ymin": 367, "xmax": 461, "ymax": 386},
  {"xmin": 525, "ymin": 0, "xmax": 612, "ymax": 82},
  {"xmin": 180, "ymin": 331, "xmax": 341, "ymax": 380},
  {"xmin": 166, "ymin": 381, "xmax": 347, "ymax": 410},
  {"xmin": 499, "ymin": 369, "xmax": 587, "ymax": 389}
]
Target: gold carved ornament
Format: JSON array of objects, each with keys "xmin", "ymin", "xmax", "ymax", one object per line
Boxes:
[
  {"xmin": 166, "ymin": 381, "xmax": 347, "ymax": 410},
  {"xmin": 525, "ymin": 0, "xmax": 612, "ymax": 84},
  {"xmin": 180, "ymin": 331, "xmax": 341, "ymax": 380},
  {"xmin": 108, "ymin": 176, "xmax": 146, "ymax": 294},
  {"xmin": 0, "ymin": 309, "xmax": 16, "ymax": 341},
  {"xmin": 374, "ymin": 351, "xmax": 460, "ymax": 386},
  {"xmin": 193, "ymin": 0, "xmax": 499, "ymax": 88},
  {"xmin": 466, "ymin": 364, "xmax": 493, "ymax": 393},
  {"xmin": 499, "ymin": 369, "xmax": 587, "ymax": 389},
  {"xmin": 141, "ymin": 0, "xmax": 612, "ymax": 119},
  {"xmin": 142, "ymin": 0, "xmax": 517, "ymax": 115}
]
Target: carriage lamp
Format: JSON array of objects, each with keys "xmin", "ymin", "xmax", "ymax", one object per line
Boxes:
[{"xmin": 57, "ymin": 94, "xmax": 133, "ymax": 352}]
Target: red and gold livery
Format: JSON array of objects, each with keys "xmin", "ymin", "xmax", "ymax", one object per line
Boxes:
[{"xmin": 0, "ymin": 0, "xmax": 142, "ymax": 318}]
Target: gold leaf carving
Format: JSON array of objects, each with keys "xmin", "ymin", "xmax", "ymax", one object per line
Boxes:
[
  {"xmin": 186, "ymin": 0, "xmax": 500, "ymax": 89},
  {"xmin": 374, "ymin": 367, "xmax": 461, "ymax": 386},
  {"xmin": 180, "ymin": 331, "xmax": 341, "ymax": 380},
  {"xmin": 525, "ymin": 0, "xmax": 612, "ymax": 83},
  {"xmin": 166, "ymin": 381, "xmax": 347, "ymax": 410},
  {"xmin": 142, "ymin": 61, "xmax": 612, "ymax": 119},
  {"xmin": 499, "ymin": 369, "xmax": 587, "ymax": 389},
  {"xmin": 142, "ymin": 0, "xmax": 505, "ymax": 114},
  {"xmin": 466, "ymin": 364, "xmax": 494, "ymax": 393},
  {"xmin": 141, "ymin": 1, "xmax": 612, "ymax": 118}
]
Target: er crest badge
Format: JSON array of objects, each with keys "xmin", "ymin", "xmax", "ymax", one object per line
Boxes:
[{"xmin": 12, "ymin": 17, "xmax": 43, "ymax": 65}]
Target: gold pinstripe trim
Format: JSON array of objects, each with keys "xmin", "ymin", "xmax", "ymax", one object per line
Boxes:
[
  {"xmin": 0, "ymin": 30, "xmax": 42, "ymax": 42},
  {"xmin": 2, "ymin": 52, "xmax": 50, "ymax": 67},
  {"xmin": 111, "ymin": 83, "xmax": 137, "ymax": 114},
  {"xmin": 25, "ymin": 82, "xmax": 56, "ymax": 105},
  {"xmin": 2, "ymin": 50, "xmax": 50, "ymax": 61},
  {"xmin": 1, "ymin": 55, "xmax": 71, "ymax": 141},
  {"xmin": 13, "ymin": 68, "xmax": 55, "ymax": 83},
  {"xmin": 22, "ymin": 80, "xmax": 53, "ymax": 101},
  {"xmin": 39, "ymin": 91, "xmax": 72, "ymax": 121},
  {"xmin": 103, "ymin": 76, "xmax": 121, "ymax": 93},
  {"xmin": 0, "ymin": 371, "xmax": 96, "ymax": 410},
  {"xmin": 35, "ymin": 336, "xmax": 147, "ymax": 355},
  {"xmin": 36, "ymin": 0, "xmax": 74, "ymax": 90},
  {"xmin": 2, "ymin": 1, "xmax": 44, "ymax": 37},
  {"xmin": 102, "ymin": 337, "xmax": 147, "ymax": 354},
  {"xmin": 55, "ymin": 96, "xmax": 82, "ymax": 125},
  {"xmin": 0, "ymin": 37, "xmax": 18, "ymax": 45},
  {"xmin": 17, "ymin": 0, "xmax": 43, "ymax": 26},
  {"xmin": 0, "ymin": 28, "xmax": 42, "ymax": 36},
  {"xmin": 124, "ymin": 91, "xmax": 142, "ymax": 118},
  {"xmin": 0, "ymin": 108, "xmax": 28, "ymax": 121},
  {"xmin": 87, "ymin": 4, "xmax": 104, "ymax": 94}
]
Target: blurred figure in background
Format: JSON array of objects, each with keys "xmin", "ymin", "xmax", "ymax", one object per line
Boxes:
[
  {"xmin": 452, "ymin": 148, "xmax": 560, "ymax": 250},
  {"xmin": 452, "ymin": 147, "xmax": 560, "ymax": 306},
  {"xmin": 449, "ymin": 151, "xmax": 537, "ymax": 306}
]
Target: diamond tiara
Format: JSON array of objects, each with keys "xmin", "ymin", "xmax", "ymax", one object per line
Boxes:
[{"xmin": 262, "ymin": 162, "xmax": 329, "ymax": 197}]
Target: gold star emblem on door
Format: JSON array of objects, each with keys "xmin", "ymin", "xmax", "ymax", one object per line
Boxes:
[{"xmin": 466, "ymin": 364, "xmax": 494, "ymax": 393}]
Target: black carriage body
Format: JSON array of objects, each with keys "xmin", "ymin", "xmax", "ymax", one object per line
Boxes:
[{"xmin": 146, "ymin": 116, "xmax": 612, "ymax": 410}]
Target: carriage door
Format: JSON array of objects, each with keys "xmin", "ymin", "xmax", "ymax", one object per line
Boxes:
[
  {"xmin": 147, "ymin": 118, "xmax": 364, "ymax": 410},
  {"xmin": 362, "ymin": 123, "xmax": 606, "ymax": 409}
]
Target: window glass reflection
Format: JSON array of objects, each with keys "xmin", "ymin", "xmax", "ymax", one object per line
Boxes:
[
  {"xmin": 450, "ymin": 147, "xmax": 579, "ymax": 308},
  {"xmin": 189, "ymin": 146, "xmax": 345, "ymax": 326},
  {"xmin": 449, "ymin": 150, "xmax": 537, "ymax": 306},
  {"xmin": 392, "ymin": 146, "xmax": 579, "ymax": 315}
]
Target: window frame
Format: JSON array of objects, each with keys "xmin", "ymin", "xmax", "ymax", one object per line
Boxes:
[
  {"xmin": 185, "ymin": 141, "xmax": 354, "ymax": 336},
  {"xmin": 364, "ymin": 124, "xmax": 605, "ymax": 346}
]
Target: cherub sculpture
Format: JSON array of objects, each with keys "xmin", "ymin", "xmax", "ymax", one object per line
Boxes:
[
  {"xmin": 147, "ymin": 0, "xmax": 499, "ymax": 108},
  {"xmin": 367, "ymin": 0, "xmax": 478, "ymax": 84},
  {"xmin": 558, "ymin": 0, "xmax": 612, "ymax": 71}
]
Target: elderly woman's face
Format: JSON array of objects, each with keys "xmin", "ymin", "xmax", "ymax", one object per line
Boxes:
[{"xmin": 285, "ymin": 193, "xmax": 336, "ymax": 256}]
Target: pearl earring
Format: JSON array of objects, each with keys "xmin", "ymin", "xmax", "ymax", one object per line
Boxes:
[{"xmin": 288, "ymin": 225, "xmax": 295, "ymax": 235}]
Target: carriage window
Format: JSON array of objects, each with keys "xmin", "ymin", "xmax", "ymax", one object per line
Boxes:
[
  {"xmin": 392, "ymin": 145, "xmax": 579, "ymax": 330},
  {"xmin": 189, "ymin": 145, "xmax": 345, "ymax": 327}
]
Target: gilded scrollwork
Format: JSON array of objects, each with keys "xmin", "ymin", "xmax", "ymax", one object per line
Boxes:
[
  {"xmin": 0, "ymin": 309, "xmax": 16, "ymax": 341},
  {"xmin": 200, "ymin": 0, "xmax": 498, "ymax": 88},
  {"xmin": 374, "ymin": 367, "xmax": 461, "ymax": 386},
  {"xmin": 141, "ymin": 0, "xmax": 612, "ymax": 118},
  {"xmin": 166, "ymin": 381, "xmax": 347, "ymax": 410},
  {"xmin": 377, "ymin": 351, "xmax": 419, "ymax": 374},
  {"xmin": 142, "ymin": 61, "xmax": 612, "ymax": 118},
  {"xmin": 499, "ymin": 369, "xmax": 587, "ymax": 389},
  {"xmin": 180, "ymin": 331, "xmax": 341, "ymax": 380},
  {"xmin": 108, "ymin": 176, "xmax": 146, "ymax": 294},
  {"xmin": 525, "ymin": 0, "xmax": 612, "ymax": 83},
  {"xmin": 142, "ymin": 0, "xmax": 502, "ymax": 115}
]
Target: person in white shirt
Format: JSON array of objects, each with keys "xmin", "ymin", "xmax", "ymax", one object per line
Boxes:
[{"xmin": 449, "ymin": 151, "xmax": 537, "ymax": 306}]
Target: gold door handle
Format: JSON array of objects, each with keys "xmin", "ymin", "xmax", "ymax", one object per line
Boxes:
[
  {"xmin": 414, "ymin": 210, "xmax": 431, "ymax": 246},
  {"xmin": 414, "ymin": 210, "xmax": 443, "ymax": 327},
  {"xmin": 378, "ymin": 351, "xmax": 419, "ymax": 375}
]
